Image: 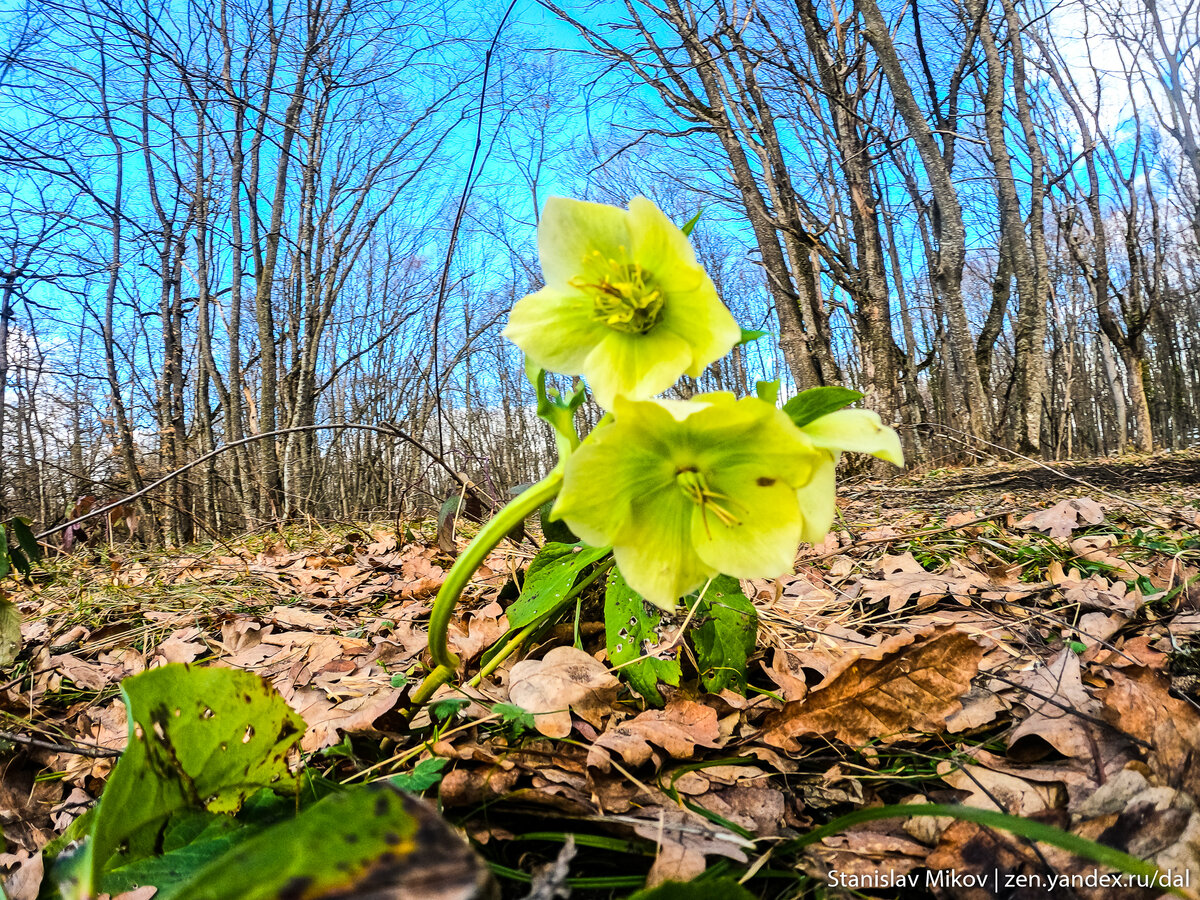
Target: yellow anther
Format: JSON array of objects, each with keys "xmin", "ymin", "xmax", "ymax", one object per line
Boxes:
[{"xmin": 675, "ymin": 468, "xmax": 743, "ymax": 537}]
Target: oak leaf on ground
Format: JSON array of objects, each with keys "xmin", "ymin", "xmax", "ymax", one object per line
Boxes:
[
  {"xmin": 1015, "ymin": 497, "xmax": 1105, "ymax": 539},
  {"xmin": 1099, "ymin": 666, "xmax": 1200, "ymax": 796},
  {"xmin": 762, "ymin": 626, "xmax": 983, "ymax": 748}
]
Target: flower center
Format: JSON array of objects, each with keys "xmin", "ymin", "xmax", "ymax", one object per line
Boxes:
[
  {"xmin": 573, "ymin": 249, "xmax": 664, "ymax": 335},
  {"xmin": 676, "ymin": 467, "xmax": 742, "ymax": 536}
]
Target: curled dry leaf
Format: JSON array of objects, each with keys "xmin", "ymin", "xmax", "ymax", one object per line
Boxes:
[
  {"xmin": 508, "ymin": 646, "xmax": 619, "ymax": 738},
  {"xmin": 762, "ymin": 626, "xmax": 984, "ymax": 749},
  {"xmin": 587, "ymin": 698, "xmax": 721, "ymax": 769}
]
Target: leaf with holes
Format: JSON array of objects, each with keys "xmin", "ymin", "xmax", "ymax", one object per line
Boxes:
[
  {"xmin": 605, "ymin": 568, "xmax": 680, "ymax": 705},
  {"xmin": 67, "ymin": 664, "xmax": 304, "ymax": 894},
  {"xmin": 689, "ymin": 576, "xmax": 757, "ymax": 694}
]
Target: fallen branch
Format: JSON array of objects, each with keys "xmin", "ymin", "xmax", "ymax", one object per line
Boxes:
[{"xmin": 0, "ymin": 730, "xmax": 121, "ymax": 758}]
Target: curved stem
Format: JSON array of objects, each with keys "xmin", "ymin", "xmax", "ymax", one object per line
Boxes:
[
  {"xmin": 426, "ymin": 471, "xmax": 563, "ymax": 671},
  {"xmin": 467, "ymin": 557, "xmax": 614, "ymax": 689}
]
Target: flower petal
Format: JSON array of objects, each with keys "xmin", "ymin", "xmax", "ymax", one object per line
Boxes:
[
  {"xmin": 553, "ymin": 409, "xmax": 675, "ymax": 547},
  {"xmin": 689, "ymin": 399, "xmax": 816, "ymax": 486},
  {"xmin": 795, "ymin": 451, "xmax": 838, "ymax": 543},
  {"xmin": 614, "ymin": 485, "xmax": 716, "ymax": 611},
  {"xmin": 583, "ymin": 328, "xmax": 692, "ymax": 409},
  {"xmin": 656, "ymin": 275, "xmax": 741, "ymax": 377},
  {"xmin": 537, "ymin": 196, "xmax": 633, "ymax": 287},
  {"xmin": 801, "ymin": 409, "xmax": 904, "ymax": 465},
  {"xmin": 626, "ymin": 196, "xmax": 700, "ymax": 271},
  {"xmin": 691, "ymin": 468, "xmax": 802, "ymax": 578},
  {"xmin": 503, "ymin": 286, "xmax": 605, "ymax": 374}
]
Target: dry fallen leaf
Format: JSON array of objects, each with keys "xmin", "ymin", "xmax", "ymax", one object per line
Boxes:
[
  {"xmin": 508, "ymin": 646, "xmax": 619, "ymax": 738},
  {"xmin": 622, "ymin": 804, "xmax": 753, "ymax": 887},
  {"xmin": 1007, "ymin": 649, "xmax": 1104, "ymax": 761},
  {"xmin": 588, "ymin": 699, "xmax": 721, "ymax": 769},
  {"xmin": 0, "ymin": 850, "xmax": 44, "ymax": 900},
  {"xmin": 1015, "ymin": 497, "xmax": 1105, "ymax": 539},
  {"xmin": 1099, "ymin": 666, "xmax": 1200, "ymax": 795},
  {"xmin": 762, "ymin": 626, "xmax": 984, "ymax": 748}
]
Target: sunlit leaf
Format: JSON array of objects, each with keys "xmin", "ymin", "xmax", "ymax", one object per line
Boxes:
[
  {"xmin": 74, "ymin": 664, "xmax": 304, "ymax": 893},
  {"xmin": 782, "ymin": 386, "xmax": 863, "ymax": 428},
  {"xmin": 505, "ymin": 542, "xmax": 610, "ymax": 628}
]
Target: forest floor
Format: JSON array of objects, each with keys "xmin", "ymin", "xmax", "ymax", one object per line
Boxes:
[{"xmin": 5, "ymin": 449, "xmax": 1200, "ymax": 899}]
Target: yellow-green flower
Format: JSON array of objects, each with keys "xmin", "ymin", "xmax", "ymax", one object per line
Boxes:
[
  {"xmin": 552, "ymin": 393, "xmax": 822, "ymax": 610},
  {"xmin": 502, "ymin": 196, "xmax": 741, "ymax": 409},
  {"xmin": 793, "ymin": 409, "xmax": 904, "ymax": 542}
]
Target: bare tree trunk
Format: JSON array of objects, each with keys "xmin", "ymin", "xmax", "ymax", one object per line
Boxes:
[{"xmin": 857, "ymin": 0, "xmax": 991, "ymax": 439}]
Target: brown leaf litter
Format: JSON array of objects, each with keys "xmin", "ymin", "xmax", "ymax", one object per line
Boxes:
[{"xmin": 6, "ymin": 454, "xmax": 1200, "ymax": 897}]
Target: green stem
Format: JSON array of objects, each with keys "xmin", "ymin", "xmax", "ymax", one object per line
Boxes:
[
  {"xmin": 406, "ymin": 473, "xmax": 562, "ymax": 714},
  {"xmin": 468, "ymin": 557, "xmax": 614, "ymax": 689},
  {"xmin": 427, "ymin": 471, "xmax": 563, "ymax": 671}
]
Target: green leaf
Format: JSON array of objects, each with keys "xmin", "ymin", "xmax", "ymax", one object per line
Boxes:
[
  {"xmin": 493, "ymin": 702, "xmax": 536, "ymax": 731},
  {"xmin": 0, "ymin": 599, "xmax": 20, "ymax": 670},
  {"xmin": 389, "ymin": 757, "xmax": 447, "ymax": 793},
  {"xmin": 540, "ymin": 499, "xmax": 579, "ymax": 544},
  {"xmin": 9, "ymin": 519, "xmax": 39, "ymax": 565},
  {"xmin": 6, "ymin": 547, "xmax": 29, "ymax": 578},
  {"xmin": 528, "ymin": 366, "xmax": 585, "ymax": 454},
  {"xmin": 505, "ymin": 542, "xmax": 610, "ymax": 629},
  {"xmin": 736, "ymin": 327, "xmax": 768, "ymax": 346},
  {"xmin": 689, "ymin": 576, "xmax": 756, "ymax": 694},
  {"xmin": 165, "ymin": 783, "xmax": 489, "ymax": 900},
  {"xmin": 605, "ymin": 569, "xmax": 680, "ymax": 705},
  {"xmin": 429, "ymin": 697, "xmax": 470, "ymax": 722},
  {"xmin": 627, "ymin": 877, "xmax": 757, "ymax": 900},
  {"xmin": 0, "ymin": 525, "xmax": 9, "ymax": 581},
  {"xmin": 97, "ymin": 811, "xmax": 256, "ymax": 899},
  {"xmin": 78, "ymin": 664, "xmax": 305, "ymax": 892},
  {"xmin": 782, "ymin": 386, "xmax": 863, "ymax": 428},
  {"xmin": 680, "ymin": 208, "xmax": 703, "ymax": 237}
]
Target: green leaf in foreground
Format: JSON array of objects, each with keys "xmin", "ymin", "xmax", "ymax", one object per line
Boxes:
[
  {"xmin": 167, "ymin": 782, "xmax": 494, "ymax": 900},
  {"xmin": 74, "ymin": 664, "xmax": 305, "ymax": 893},
  {"xmin": 605, "ymin": 568, "xmax": 681, "ymax": 705},
  {"xmin": 0, "ymin": 598, "xmax": 20, "ymax": 669},
  {"xmin": 505, "ymin": 541, "xmax": 610, "ymax": 628},
  {"xmin": 782, "ymin": 385, "xmax": 863, "ymax": 428},
  {"xmin": 689, "ymin": 575, "xmax": 756, "ymax": 694}
]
